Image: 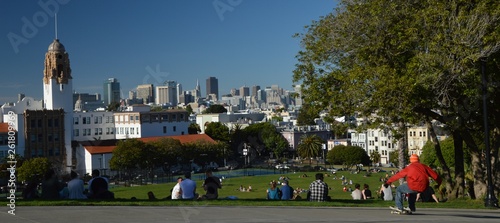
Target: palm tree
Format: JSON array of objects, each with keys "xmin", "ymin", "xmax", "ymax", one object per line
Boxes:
[{"xmin": 297, "ymin": 134, "xmax": 324, "ymax": 165}]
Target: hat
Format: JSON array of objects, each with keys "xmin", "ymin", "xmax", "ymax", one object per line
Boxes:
[{"xmin": 410, "ymin": 154, "xmax": 419, "ymax": 163}]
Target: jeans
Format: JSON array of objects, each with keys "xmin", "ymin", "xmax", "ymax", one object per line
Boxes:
[{"xmin": 395, "ymin": 183, "xmax": 417, "ymax": 211}]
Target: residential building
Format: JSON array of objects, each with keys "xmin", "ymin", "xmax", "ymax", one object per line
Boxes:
[{"xmin": 114, "ymin": 109, "xmax": 189, "ymax": 139}]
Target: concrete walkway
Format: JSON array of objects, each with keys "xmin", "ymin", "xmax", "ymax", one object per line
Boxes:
[{"xmin": 1, "ymin": 206, "xmax": 499, "ymax": 223}]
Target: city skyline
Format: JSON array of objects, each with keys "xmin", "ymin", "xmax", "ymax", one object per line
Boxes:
[{"xmin": 0, "ymin": 0, "xmax": 337, "ymax": 105}]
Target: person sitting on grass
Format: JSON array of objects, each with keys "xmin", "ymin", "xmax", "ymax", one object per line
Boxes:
[{"xmin": 267, "ymin": 181, "xmax": 281, "ymax": 200}]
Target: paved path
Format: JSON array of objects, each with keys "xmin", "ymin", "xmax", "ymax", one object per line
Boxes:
[{"xmin": 1, "ymin": 206, "xmax": 499, "ymax": 223}]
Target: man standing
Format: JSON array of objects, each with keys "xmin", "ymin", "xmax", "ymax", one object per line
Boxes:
[
  {"xmin": 386, "ymin": 154, "xmax": 442, "ymax": 212},
  {"xmin": 171, "ymin": 177, "xmax": 183, "ymax": 200},
  {"xmin": 201, "ymin": 170, "xmax": 221, "ymax": 200},
  {"xmin": 180, "ymin": 172, "xmax": 197, "ymax": 199},
  {"xmin": 308, "ymin": 173, "xmax": 329, "ymax": 202}
]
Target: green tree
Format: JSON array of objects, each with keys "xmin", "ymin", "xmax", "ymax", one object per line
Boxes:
[
  {"xmin": 110, "ymin": 139, "xmax": 146, "ymax": 172},
  {"xmin": 17, "ymin": 157, "xmax": 51, "ymax": 183},
  {"xmin": 205, "ymin": 122, "xmax": 230, "ymax": 142},
  {"xmin": 185, "ymin": 104, "xmax": 193, "ymax": 114},
  {"xmin": 293, "ymin": 0, "xmax": 500, "ymax": 199},
  {"xmin": 370, "ymin": 151, "xmax": 381, "ymax": 166},
  {"xmin": 107, "ymin": 101, "xmax": 120, "ymax": 111},
  {"xmin": 297, "ymin": 134, "xmax": 324, "ymax": 165},
  {"xmin": 188, "ymin": 123, "xmax": 201, "ymax": 134},
  {"xmin": 203, "ymin": 104, "xmax": 227, "ymax": 114},
  {"xmin": 296, "ymin": 103, "xmax": 320, "ymax": 126},
  {"xmin": 327, "ymin": 145, "xmax": 370, "ymax": 169},
  {"xmin": 421, "ymin": 137, "xmax": 456, "ymax": 168}
]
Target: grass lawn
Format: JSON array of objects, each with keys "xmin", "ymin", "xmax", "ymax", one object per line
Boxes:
[{"xmin": 13, "ymin": 169, "xmax": 487, "ymax": 209}]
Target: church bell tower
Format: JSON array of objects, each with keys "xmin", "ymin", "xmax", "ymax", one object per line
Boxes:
[{"xmin": 43, "ymin": 38, "xmax": 74, "ymax": 171}]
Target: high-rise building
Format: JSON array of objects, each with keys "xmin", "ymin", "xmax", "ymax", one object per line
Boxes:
[
  {"xmin": 240, "ymin": 85, "xmax": 250, "ymax": 97},
  {"xmin": 156, "ymin": 80, "xmax": 177, "ymax": 105},
  {"xmin": 136, "ymin": 84, "xmax": 154, "ymax": 104},
  {"xmin": 42, "ymin": 38, "xmax": 74, "ymax": 171},
  {"xmin": 176, "ymin": 83, "xmax": 182, "ymax": 104},
  {"xmin": 103, "ymin": 78, "xmax": 120, "ymax": 105},
  {"xmin": 252, "ymin": 85, "xmax": 261, "ymax": 97},
  {"xmin": 206, "ymin": 76, "xmax": 218, "ymax": 100}
]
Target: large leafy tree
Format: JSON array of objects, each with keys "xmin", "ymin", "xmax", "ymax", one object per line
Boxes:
[
  {"xmin": 188, "ymin": 123, "xmax": 201, "ymax": 134},
  {"xmin": 205, "ymin": 122, "xmax": 230, "ymax": 142},
  {"xmin": 297, "ymin": 134, "xmax": 324, "ymax": 165},
  {"xmin": 17, "ymin": 157, "xmax": 51, "ymax": 183},
  {"xmin": 327, "ymin": 145, "xmax": 370, "ymax": 169},
  {"xmin": 110, "ymin": 139, "xmax": 146, "ymax": 172},
  {"xmin": 203, "ymin": 104, "xmax": 227, "ymax": 114},
  {"xmin": 293, "ymin": 0, "xmax": 500, "ymax": 200}
]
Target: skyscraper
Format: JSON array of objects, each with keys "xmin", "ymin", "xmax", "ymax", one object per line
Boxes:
[
  {"xmin": 252, "ymin": 85, "xmax": 261, "ymax": 97},
  {"xmin": 103, "ymin": 78, "xmax": 120, "ymax": 105},
  {"xmin": 206, "ymin": 76, "xmax": 218, "ymax": 100},
  {"xmin": 240, "ymin": 85, "xmax": 250, "ymax": 97},
  {"xmin": 136, "ymin": 84, "xmax": 154, "ymax": 104},
  {"xmin": 156, "ymin": 80, "xmax": 177, "ymax": 105}
]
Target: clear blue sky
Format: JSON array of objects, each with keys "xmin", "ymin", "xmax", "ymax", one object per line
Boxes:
[{"xmin": 0, "ymin": 0, "xmax": 337, "ymax": 104}]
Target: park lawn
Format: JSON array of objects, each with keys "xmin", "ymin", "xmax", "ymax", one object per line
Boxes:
[
  {"xmin": 14, "ymin": 170, "xmax": 487, "ymax": 209},
  {"xmin": 111, "ymin": 170, "xmax": 391, "ymax": 200}
]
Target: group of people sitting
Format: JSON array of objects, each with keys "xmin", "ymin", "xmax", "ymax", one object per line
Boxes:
[
  {"xmin": 350, "ymin": 183, "xmax": 373, "ymax": 200},
  {"xmin": 22, "ymin": 169, "xmax": 114, "ymax": 200}
]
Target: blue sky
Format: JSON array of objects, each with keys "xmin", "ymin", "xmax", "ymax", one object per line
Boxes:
[{"xmin": 0, "ymin": 0, "xmax": 337, "ymax": 104}]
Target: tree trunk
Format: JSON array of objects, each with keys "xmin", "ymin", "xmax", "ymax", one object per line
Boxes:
[
  {"xmin": 460, "ymin": 130, "xmax": 487, "ymax": 199},
  {"xmin": 450, "ymin": 131, "xmax": 466, "ymax": 199},
  {"xmin": 426, "ymin": 120, "xmax": 453, "ymax": 199},
  {"xmin": 397, "ymin": 122, "xmax": 406, "ymax": 185}
]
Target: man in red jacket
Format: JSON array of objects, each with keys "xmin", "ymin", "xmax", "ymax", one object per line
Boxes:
[{"xmin": 385, "ymin": 154, "xmax": 442, "ymax": 212}]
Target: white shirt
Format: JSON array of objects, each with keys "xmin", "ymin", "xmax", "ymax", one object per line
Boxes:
[
  {"xmin": 172, "ymin": 183, "xmax": 181, "ymax": 199},
  {"xmin": 351, "ymin": 189, "xmax": 362, "ymax": 200}
]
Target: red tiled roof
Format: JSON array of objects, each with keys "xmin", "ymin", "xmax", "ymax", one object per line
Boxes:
[
  {"xmin": 0, "ymin": 123, "xmax": 15, "ymax": 133},
  {"xmin": 85, "ymin": 145, "xmax": 115, "ymax": 154},
  {"xmin": 84, "ymin": 134, "xmax": 215, "ymax": 154},
  {"xmin": 140, "ymin": 134, "xmax": 216, "ymax": 144}
]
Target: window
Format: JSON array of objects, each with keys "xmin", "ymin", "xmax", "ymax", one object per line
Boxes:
[
  {"xmin": 131, "ymin": 127, "xmax": 134, "ymax": 135},
  {"xmin": 74, "ymin": 129, "xmax": 79, "ymax": 136},
  {"xmin": 54, "ymin": 133, "xmax": 59, "ymax": 141},
  {"xmin": 125, "ymin": 128, "xmax": 129, "ymax": 135},
  {"xmin": 163, "ymin": 126, "xmax": 167, "ymax": 133},
  {"xmin": 173, "ymin": 126, "xmax": 176, "ymax": 132},
  {"xmin": 423, "ymin": 131, "xmax": 426, "ymax": 137},
  {"xmin": 47, "ymin": 118, "xmax": 53, "ymax": 127},
  {"xmin": 74, "ymin": 117, "xmax": 79, "ymax": 125},
  {"xmin": 31, "ymin": 120, "xmax": 35, "ymax": 128},
  {"xmin": 135, "ymin": 115, "xmax": 139, "ymax": 120},
  {"xmin": 130, "ymin": 115, "xmax": 133, "ymax": 122},
  {"xmin": 419, "ymin": 131, "xmax": 422, "ymax": 137},
  {"xmin": 37, "ymin": 119, "xmax": 42, "ymax": 128},
  {"xmin": 95, "ymin": 117, "xmax": 99, "ymax": 124},
  {"xmin": 98, "ymin": 128, "xmax": 103, "ymax": 135},
  {"xmin": 95, "ymin": 128, "xmax": 99, "ymax": 135},
  {"xmin": 54, "ymin": 119, "xmax": 59, "ymax": 127}
]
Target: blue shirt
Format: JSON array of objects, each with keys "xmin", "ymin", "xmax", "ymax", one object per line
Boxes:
[
  {"xmin": 280, "ymin": 184, "xmax": 293, "ymax": 200},
  {"xmin": 180, "ymin": 178, "xmax": 196, "ymax": 199}
]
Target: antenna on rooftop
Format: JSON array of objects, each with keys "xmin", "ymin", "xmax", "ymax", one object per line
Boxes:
[{"xmin": 55, "ymin": 13, "xmax": 58, "ymax": 39}]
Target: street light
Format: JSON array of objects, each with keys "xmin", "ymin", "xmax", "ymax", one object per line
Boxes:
[
  {"xmin": 243, "ymin": 143, "xmax": 248, "ymax": 176},
  {"xmin": 322, "ymin": 143, "xmax": 327, "ymax": 169},
  {"xmin": 481, "ymin": 57, "xmax": 498, "ymax": 208}
]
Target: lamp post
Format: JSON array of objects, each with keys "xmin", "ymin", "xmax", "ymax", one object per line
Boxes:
[
  {"xmin": 243, "ymin": 143, "xmax": 248, "ymax": 177},
  {"xmin": 322, "ymin": 143, "xmax": 327, "ymax": 169},
  {"xmin": 481, "ymin": 57, "xmax": 498, "ymax": 208}
]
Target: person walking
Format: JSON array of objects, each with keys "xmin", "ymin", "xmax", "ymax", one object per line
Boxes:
[{"xmin": 385, "ymin": 154, "xmax": 442, "ymax": 212}]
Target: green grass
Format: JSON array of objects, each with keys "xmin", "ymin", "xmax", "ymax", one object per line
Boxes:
[{"xmin": 12, "ymin": 169, "xmax": 488, "ymax": 209}]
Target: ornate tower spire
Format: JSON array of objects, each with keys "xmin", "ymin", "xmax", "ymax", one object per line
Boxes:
[{"xmin": 43, "ymin": 39, "xmax": 72, "ymax": 85}]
